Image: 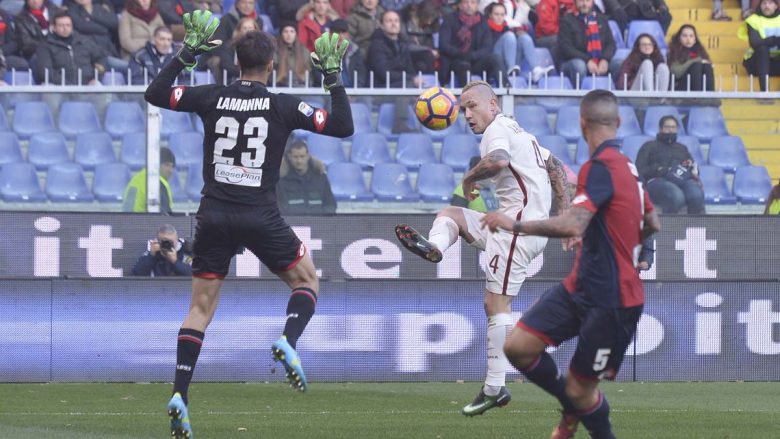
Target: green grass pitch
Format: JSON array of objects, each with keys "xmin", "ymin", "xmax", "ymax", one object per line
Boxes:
[{"xmin": 0, "ymin": 382, "xmax": 778, "ymax": 438}]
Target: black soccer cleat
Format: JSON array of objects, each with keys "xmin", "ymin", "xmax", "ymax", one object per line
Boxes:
[
  {"xmin": 394, "ymin": 224, "xmax": 443, "ymax": 263},
  {"xmin": 462, "ymin": 386, "xmax": 512, "ymax": 416}
]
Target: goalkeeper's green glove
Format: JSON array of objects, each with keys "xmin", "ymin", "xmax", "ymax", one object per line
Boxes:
[
  {"xmin": 310, "ymin": 31, "xmax": 349, "ymax": 90},
  {"xmin": 176, "ymin": 10, "xmax": 222, "ymax": 71}
]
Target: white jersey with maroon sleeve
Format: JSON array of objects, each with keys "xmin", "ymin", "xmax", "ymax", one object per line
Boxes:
[{"xmin": 479, "ymin": 113, "xmax": 552, "ymax": 222}]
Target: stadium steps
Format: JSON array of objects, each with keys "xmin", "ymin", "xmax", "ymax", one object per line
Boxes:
[{"xmin": 720, "ymin": 101, "xmax": 780, "ymax": 179}]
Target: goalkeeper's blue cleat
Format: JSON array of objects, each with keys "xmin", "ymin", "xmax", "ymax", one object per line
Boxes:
[
  {"xmin": 168, "ymin": 392, "xmax": 193, "ymax": 438},
  {"xmin": 272, "ymin": 336, "xmax": 308, "ymax": 392}
]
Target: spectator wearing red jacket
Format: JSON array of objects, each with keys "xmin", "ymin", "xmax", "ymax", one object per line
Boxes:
[
  {"xmin": 534, "ymin": 0, "xmax": 574, "ymax": 66},
  {"xmin": 297, "ymin": 0, "xmax": 339, "ymax": 52}
]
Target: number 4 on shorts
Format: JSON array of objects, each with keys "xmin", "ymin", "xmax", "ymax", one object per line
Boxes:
[{"xmin": 488, "ymin": 255, "xmax": 500, "ymax": 274}]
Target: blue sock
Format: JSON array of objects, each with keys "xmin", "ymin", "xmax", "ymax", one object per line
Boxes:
[
  {"xmin": 579, "ymin": 391, "xmax": 615, "ymax": 439},
  {"xmin": 519, "ymin": 352, "xmax": 577, "ymax": 414}
]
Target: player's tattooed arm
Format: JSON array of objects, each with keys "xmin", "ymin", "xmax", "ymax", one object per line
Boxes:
[
  {"xmin": 462, "ymin": 149, "xmax": 510, "ymax": 200},
  {"xmin": 641, "ymin": 209, "xmax": 661, "ymax": 240},
  {"xmin": 512, "ymin": 206, "xmax": 593, "ymax": 237},
  {"xmin": 545, "ymin": 154, "xmax": 570, "ymax": 215}
]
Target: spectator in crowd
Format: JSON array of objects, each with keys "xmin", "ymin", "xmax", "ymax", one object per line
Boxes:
[
  {"xmin": 67, "ymin": 0, "xmax": 126, "ymax": 71},
  {"xmin": 272, "ymin": 0, "xmax": 308, "ymax": 25},
  {"xmin": 0, "ymin": 7, "xmax": 29, "ymax": 71},
  {"xmin": 277, "ymin": 141, "xmax": 338, "ymax": 215},
  {"xmin": 367, "ymin": 9, "xmax": 422, "ymax": 87},
  {"xmin": 381, "ymin": 0, "xmax": 416, "ymax": 11},
  {"xmin": 400, "ymin": 0, "xmax": 440, "ymax": 73},
  {"xmin": 711, "ymin": 0, "xmax": 732, "ymax": 20},
  {"xmin": 331, "ymin": 0, "xmax": 354, "ymax": 17},
  {"xmin": 347, "ymin": 0, "xmax": 385, "ymax": 53},
  {"xmin": 764, "ymin": 177, "xmax": 780, "ymax": 214},
  {"xmin": 534, "ymin": 0, "xmax": 575, "ymax": 67},
  {"xmin": 740, "ymin": 0, "xmax": 780, "ymax": 92},
  {"xmin": 129, "ymin": 25, "xmax": 186, "ymax": 84},
  {"xmin": 635, "ymin": 116, "xmax": 705, "ymax": 214},
  {"xmin": 451, "ymin": 156, "xmax": 499, "ymax": 212},
  {"xmin": 208, "ymin": 0, "xmax": 263, "ymax": 80},
  {"xmin": 609, "ymin": 0, "xmax": 670, "ymax": 33},
  {"xmin": 213, "ymin": 0, "xmax": 262, "ymax": 46},
  {"xmin": 484, "ymin": 2, "xmax": 553, "ymax": 83},
  {"xmin": 558, "ymin": 0, "xmax": 616, "ymax": 86},
  {"xmin": 15, "ymin": 0, "xmax": 62, "ymax": 60},
  {"xmin": 131, "ymin": 223, "xmax": 193, "ymax": 276},
  {"xmin": 616, "ymin": 33, "xmax": 670, "ymax": 90},
  {"xmin": 210, "ymin": 16, "xmax": 260, "ymax": 84},
  {"xmin": 191, "ymin": 0, "xmax": 221, "ymax": 14},
  {"xmin": 118, "ymin": 0, "xmax": 165, "ymax": 58},
  {"xmin": 439, "ymin": 0, "xmax": 501, "ymax": 87},
  {"xmin": 330, "ymin": 18, "xmax": 367, "ymax": 86},
  {"xmin": 157, "ymin": 0, "xmax": 196, "ymax": 41},
  {"xmin": 33, "ymin": 12, "xmax": 107, "ymax": 84},
  {"xmin": 123, "ymin": 146, "xmax": 177, "ymax": 214},
  {"xmin": 297, "ymin": 0, "xmax": 339, "ymax": 52},
  {"xmin": 275, "ymin": 21, "xmax": 312, "ymax": 86},
  {"xmin": 668, "ymin": 24, "xmax": 714, "ymax": 91}
]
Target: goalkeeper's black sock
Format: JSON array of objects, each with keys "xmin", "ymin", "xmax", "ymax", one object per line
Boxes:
[
  {"xmin": 579, "ymin": 391, "xmax": 615, "ymax": 439},
  {"xmin": 173, "ymin": 328, "xmax": 204, "ymax": 405},
  {"xmin": 282, "ymin": 288, "xmax": 317, "ymax": 349}
]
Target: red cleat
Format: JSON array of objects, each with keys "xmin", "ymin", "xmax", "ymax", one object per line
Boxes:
[{"xmin": 550, "ymin": 411, "xmax": 579, "ymax": 439}]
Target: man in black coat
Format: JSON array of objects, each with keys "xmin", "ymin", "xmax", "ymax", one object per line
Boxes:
[
  {"xmin": 635, "ymin": 116, "xmax": 705, "ymax": 214},
  {"xmin": 131, "ymin": 223, "xmax": 193, "ymax": 276},
  {"xmin": 129, "ymin": 25, "xmax": 189, "ymax": 84},
  {"xmin": 277, "ymin": 141, "xmax": 338, "ymax": 216},
  {"xmin": 33, "ymin": 12, "xmax": 107, "ymax": 84},
  {"xmin": 437, "ymin": 0, "xmax": 500, "ymax": 87},
  {"xmin": 558, "ymin": 0, "xmax": 616, "ymax": 87},
  {"xmin": 366, "ymin": 10, "xmax": 421, "ymax": 88},
  {"xmin": 66, "ymin": 0, "xmax": 118, "ymax": 59}
]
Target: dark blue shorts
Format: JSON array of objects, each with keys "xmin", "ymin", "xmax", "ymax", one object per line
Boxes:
[
  {"xmin": 192, "ymin": 196, "xmax": 303, "ymax": 278},
  {"xmin": 518, "ymin": 284, "xmax": 643, "ymax": 381}
]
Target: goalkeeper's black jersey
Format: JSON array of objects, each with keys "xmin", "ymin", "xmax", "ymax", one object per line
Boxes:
[{"xmin": 145, "ymin": 58, "xmax": 353, "ymax": 207}]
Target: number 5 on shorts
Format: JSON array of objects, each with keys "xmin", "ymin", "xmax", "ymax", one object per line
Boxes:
[{"xmin": 593, "ymin": 348, "xmax": 611, "ymax": 372}]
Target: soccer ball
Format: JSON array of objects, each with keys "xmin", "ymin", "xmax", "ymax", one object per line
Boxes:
[{"xmin": 414, "ymin": 86, "xmax": 459, "ymax": 130}]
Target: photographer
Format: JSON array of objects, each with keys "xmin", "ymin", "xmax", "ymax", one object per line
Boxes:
[
  {"xmin": 131, "ymin": 224, "xmax": 193, "ymax": 276},
  {"xmin": 636, "ymin": 115, "xmax": 705, "ymax": 214}
]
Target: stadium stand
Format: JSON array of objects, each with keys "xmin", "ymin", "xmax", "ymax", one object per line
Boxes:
[
  {"xmin": 515, "ymin": 104, "xmax": 552, "ymax": 137},
  {"xmin": 28, "ymin": 132, "xmax": 70, "ymax": 170},
  {"xmin": 105, "ymin": 102, "xmax": 145, "ymax": 140},
  {"xmin": 74, "ymin": 132, "xmax": 115, "ymax": 170},
  {"xmin": 45, "ymin": 163, "xmax": 94, "ymax": 202},
  {"xmin": 307, "ymin": 133, "xmax": 347, "ymax": 166},
  {"xmin": 417, "ymin": 163, "xmax": 456, "ymax": 202},
  {"xmin": 58, "ymin": 101, "xmax": 101, "ymax": 139},
  {"xmin": 441, "ymin": 134, "xmax": 480, "ymax": 171},
  {"xmin": 350, "ymin": 133, "xmax": 392, "ymax": 169},
  {"xmin": 0, "ymin": 162, "xmax": 47, "ymax": 202},
  {"xmin": 699, "ymin": 165, "xmax": 737, "ymax": 204},
  {"xmin": 395, "ymin": 133, "xmax": 437, "ymax": 169},
  {"xmin": 93, "ymin": 162, "xmax": 132, "ymax": 202},
  {"xmin": 327, "ymin": 162, "xmax": 374, "ymax": 202},
  {"xmin": 371, "ymin": 163, "xmax": 419, "ymax": 202}
]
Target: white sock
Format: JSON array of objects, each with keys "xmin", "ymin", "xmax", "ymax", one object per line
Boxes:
[
  {"xmin": 484, "ymin": 313, "xmax": 513, "ymax": 395},
  {"xmin": 427, "ymin": 216, "xmax": 458, "ymax": 252}
]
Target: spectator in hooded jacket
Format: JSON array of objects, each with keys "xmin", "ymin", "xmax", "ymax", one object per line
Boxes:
[
  {"xmin": 209, "ymin": 16, "xmax": 261, "ymax": 84},
  {"xmin": 297, "ymin": 0, "xmax": 339, "ymax": 52},
  {"xmin": 347, "ymin": 0, "xmax": 385, "ymax": 52},
  {"xmin": 275, "ymin": 21, "xmax": 313, "ymax": 86},
  {"xmin": 0, "ymin": 7, "xmax": 29, "ymax": 71},
  {"xmin": 118, "ymin": 0, "xmax": 165, "ymax": 58},
  {"xmin": 206, "ymin": 0, "xmax": 262, "ymax": 79},
  {"xmin": 438, "ymin": 0, "xmax": 501, "ymax": 87},
  {"xmin": 67, "ymin": 0, "xmax": 126, "ymax": 70},
  {"xmin": 15, "ymin": 0, "xmax": 62, "ymax": 60},
  {"xmin": 33, "ymin": 12, "xmax": 107, "ymax": 84},
  {"xmin": 367, "ymin": 9, "xmax": 422, "ymax": 87},
  {"xmin": 616, "ymin": 33, "xmax": 669, "ymax": 90},
  {"xmin": 277, "ymin": 141, "xmax": 337, "ymax": 215},
  {"xmin": 558, "ymin": 0, "xmax": 616, "ymax": 87},
  {"xmin": 129, "ymin": 25, "xmax": 189, "ymax": 83}
]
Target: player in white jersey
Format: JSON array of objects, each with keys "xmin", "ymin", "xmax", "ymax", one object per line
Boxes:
[{"xmin": 395, "ymin": 80, "xmax": 571, "ymax": 416}]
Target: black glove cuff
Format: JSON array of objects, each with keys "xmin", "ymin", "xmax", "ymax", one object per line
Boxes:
[
  {"xmin": 176, "ymin": 46, "xmax": 197, "ymax": 65},
  {"xmin": 323, "ymin": 72, "xmax": 343, "ymax": 89}
]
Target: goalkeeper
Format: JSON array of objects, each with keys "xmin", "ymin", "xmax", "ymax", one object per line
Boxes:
[{"xmin": 144, "ymin": 11, "xmax": 353, "ymax": 439}]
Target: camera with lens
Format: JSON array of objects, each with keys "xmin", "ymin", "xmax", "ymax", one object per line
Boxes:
[{"xmin": 160, "ymin": 240, "xmax": 174, "ymax": 251}]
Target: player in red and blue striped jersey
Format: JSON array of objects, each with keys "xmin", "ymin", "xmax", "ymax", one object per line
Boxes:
[{"xmin": 481, "ymin": 90, "xmax": 661, "ymax": 439}]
